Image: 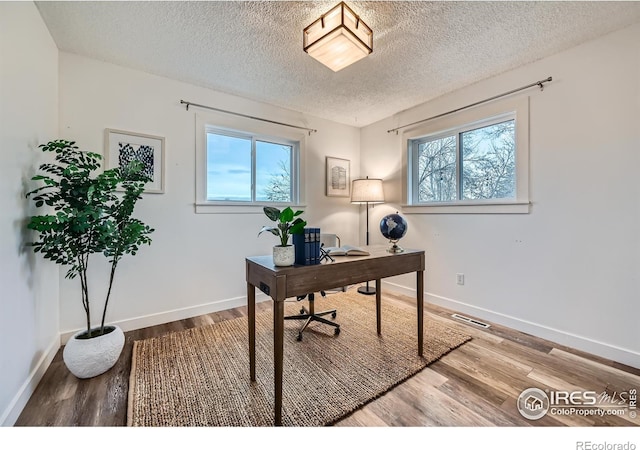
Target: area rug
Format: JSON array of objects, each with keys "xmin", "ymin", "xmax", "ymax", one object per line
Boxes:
[{"xmin": 127, "ymin": 289, "xmax": 471, "ymax": 426}]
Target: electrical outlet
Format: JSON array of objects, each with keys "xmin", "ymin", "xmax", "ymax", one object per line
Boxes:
[{"xmin": 456, "ymin": 273, "xmax": 465, "ymax": 285}]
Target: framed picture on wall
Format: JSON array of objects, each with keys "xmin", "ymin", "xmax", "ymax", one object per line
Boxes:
[
  {"xmin": 105, "ymin": 129, "xmax": 165, "ymax": 193},
  {"xmin": 325, "ymin": 156, "xmax": 350, "ymax": 197}
]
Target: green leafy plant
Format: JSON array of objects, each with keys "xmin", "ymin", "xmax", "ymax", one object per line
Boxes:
[
  {"xmin": 26, "ymin": 140, "xmax": 154, "ymax": 338},
  {"xmin": 258, "ymin": 206, "xmax": 306, "ymax": 247}
]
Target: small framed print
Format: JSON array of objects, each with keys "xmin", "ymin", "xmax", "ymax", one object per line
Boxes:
[
  {"xmin": 325, "ymin": 156, "xmax": 350, "ymax": 197},
  {"xmin": 105, "ymin": 129, "xmax": 165, "ymax": 193}
]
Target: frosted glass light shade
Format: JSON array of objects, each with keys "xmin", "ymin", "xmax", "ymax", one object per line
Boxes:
[
  {"xmin": 351, "ymin": 178, "xmax": 384, "ymax": 203},
  {"xmin": 303, "ymin": 2, "xmax": 373, "ymax": 72}
]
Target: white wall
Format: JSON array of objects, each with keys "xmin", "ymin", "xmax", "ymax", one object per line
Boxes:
[
  {"xmin": 361, "ymin": 24, "xmax": 640, "ymax": 368},
  {"xmin": 57, "ymin": 52, "xmax": 361, "ymax": 339},
  {"xmin": 0, "ymin": 2, "xmax": 60, "ymax": 426}
]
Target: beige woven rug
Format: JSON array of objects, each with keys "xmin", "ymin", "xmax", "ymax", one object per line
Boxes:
[{"xmin": 127, "ymin": 289, "xmax": 471, "ymax": 427}]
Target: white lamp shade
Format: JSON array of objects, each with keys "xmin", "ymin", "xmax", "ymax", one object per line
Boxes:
[
  {"xmin": 303, "ymin": 2, "xmax": 373, "ymax": 72},
  {"xmin": 351, "ymin": 178, "xmax": 384, "ymax": 203}
]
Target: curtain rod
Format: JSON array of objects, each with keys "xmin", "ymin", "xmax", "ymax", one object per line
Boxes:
[
  {"xmin": 180, "ymin": 100, "xmax": 317, "ymax": 135},
  {"xmin": 386, "ymin": 76, "xmax": 552, "ymax": 134}
]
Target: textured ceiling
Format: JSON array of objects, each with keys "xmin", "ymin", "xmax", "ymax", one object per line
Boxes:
[{"xmin": 36, "ymin": 1, "xmax": 640, "ymax": 127}]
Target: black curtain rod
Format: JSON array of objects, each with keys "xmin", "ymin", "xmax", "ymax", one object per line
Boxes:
[
  {"xmin": 386, "ymin": 76, "xmax": 553, "ymax": 134},
  {"xmin": 180, "ymin": 100, "xmax": 317, "ymax": 135}
]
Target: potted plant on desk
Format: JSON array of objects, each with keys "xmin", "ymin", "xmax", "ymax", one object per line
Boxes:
[{"xmin": 258, "ymin": 206, "xmax": 306, "ymax": 266}]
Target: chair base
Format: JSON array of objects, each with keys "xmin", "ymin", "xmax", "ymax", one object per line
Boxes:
[{"xmin": 284, "ymin": 292, "xmax": 340, "ymax": 341}]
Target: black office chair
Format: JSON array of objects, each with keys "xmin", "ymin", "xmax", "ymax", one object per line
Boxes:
[
  {"xmin": 284, "ymin": 291, "xmax": 340, "ymax": 341},
  {"xmin": 284, "ymin": 233, "xmax": 341, "ymax": 341}
]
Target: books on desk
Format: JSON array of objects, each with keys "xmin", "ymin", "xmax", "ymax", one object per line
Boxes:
[
  {"xmin": 293, "ymin": 227, "xmax": 321, "ymax": 265},
  {"xmin": 323, "ymin": 245, "xmax": 369, "ymax": 256}
]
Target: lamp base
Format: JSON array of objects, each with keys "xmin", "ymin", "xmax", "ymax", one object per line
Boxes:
[{"xmin": 357, "ymin": 285, "xmax": 376, "ymax": 295}]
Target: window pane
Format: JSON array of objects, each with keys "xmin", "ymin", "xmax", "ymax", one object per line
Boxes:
[
  {"xmin": 416, "ymin": 135, "xmax": 457, "ymax": 202},
  {"xmin": 207, "ymin": 133, "xmax": 252, "ymax": 201},
  {"xmin": 256, "ymin": 141, "xmax": 292, "ymax": 202},
  {"xmin": 461, "ymin": 120, "xmax": 515, "ymax": 200}
]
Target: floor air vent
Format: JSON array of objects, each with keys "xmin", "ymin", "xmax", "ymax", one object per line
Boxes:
[{"xmin": 451, "ymin": 313, "xmax": 490, "ymax": 328}]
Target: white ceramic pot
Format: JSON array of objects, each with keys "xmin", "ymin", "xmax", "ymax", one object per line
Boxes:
[
  {"xmin": 63, "ymin": 325, "xmax": 125, "ymax": 379},
  {"xmin": 273, "ymin": 245, "xmax": 295, "ymax": 266}
]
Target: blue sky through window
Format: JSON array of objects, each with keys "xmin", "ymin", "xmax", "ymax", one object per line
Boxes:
[
  {"xmin": 207, "ymin": 133, "xmax": 251, "ymax": 201},
  {"xmin": 206, "ymin": 132, "xmax": 292, "ymax": 202}
]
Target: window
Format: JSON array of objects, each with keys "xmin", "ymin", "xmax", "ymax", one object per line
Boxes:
[
  {"xmin": 411, "ymin": 117, "xmax": 515, "ymax": 203},
  {"xmin": 196, "ymin": 114, "xmax": 305, "ymax": 213},
  {"xmin": 206, "ymin": 130, "xmax": 296, "ymax": 202},
  {"xmin": 404, "ymin": 97, "xmax": 529, "ymax": 213}
]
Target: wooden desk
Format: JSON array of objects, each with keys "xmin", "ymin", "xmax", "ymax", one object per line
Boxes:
[{"xmin": 245, "ymin": 245, "xmax": 425, "ymax": 426}]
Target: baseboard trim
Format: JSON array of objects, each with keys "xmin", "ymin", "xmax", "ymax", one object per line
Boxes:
[
  {"xmin": 60, "ymin": 292, "xmax": 270, "ymax": 344},
  {"xmin": 1, "ymin": 334, "xmax": 60, "ymax": 427},
  {"xmin": 382, "ymin": 280, "xmax": 640, "ymax": 369}
]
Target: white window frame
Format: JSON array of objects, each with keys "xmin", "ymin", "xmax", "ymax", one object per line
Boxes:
[
  {"xmin": 195, "ymin": 113, "xmax": 306, "ymax": 214},
  {"xmin": 402, "ymin": 96, "xmax": 530, "ymax": 214}
]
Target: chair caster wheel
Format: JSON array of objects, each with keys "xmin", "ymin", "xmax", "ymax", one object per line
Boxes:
[
  {"xmin": 297, "ymin": 333, "xmax": 303, "ymax": 341},
  {"xmin": 331, "ymin": 312, "xmax": 337, "ymax": 319},
  {"xmin": 300, "ymin": 308, "xmax": 305, "ymax": 314},
  {"xmin": 334, "ymin": 327, "xmax": 340, "ymax": 335}
]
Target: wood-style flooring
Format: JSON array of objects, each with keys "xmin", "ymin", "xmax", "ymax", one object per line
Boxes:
[{"xmin": 15, "ymin": 288, "xmax": 640, "ymax": 427}]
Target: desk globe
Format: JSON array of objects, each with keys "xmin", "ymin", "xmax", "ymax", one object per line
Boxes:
[{"xmin": 380, "ymin": 212, "xmax": 408, "ymax": 253}]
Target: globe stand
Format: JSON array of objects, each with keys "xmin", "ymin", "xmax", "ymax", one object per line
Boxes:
[{"xmin": 387, "ymin": 239, "xmax": 404, "ymax": 253}]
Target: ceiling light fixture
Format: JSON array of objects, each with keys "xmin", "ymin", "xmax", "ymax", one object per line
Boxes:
[{"xmin": 303, "ymin": 2, "xmax": 373, "ymax": 72}]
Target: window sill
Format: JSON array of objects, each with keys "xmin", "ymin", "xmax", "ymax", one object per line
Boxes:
[
  {"xmin": 401, "ymin": 201, "xmax": 530, "ymax": 214},
  {"xmin": 195, "ymin": 202, "xmax": 307, "ymax": 214}
]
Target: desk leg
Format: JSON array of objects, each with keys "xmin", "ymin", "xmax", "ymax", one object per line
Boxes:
[
  {"xmin": 247, "ymin": 282, "xmax": 256, "ymax": 381},
  {"xmin": 375, "ymin": 279, "xmax": 382, "ymax": 335},
  {"xmin": 417, "ymin": 270, "xmax": 424, "ymax": 357},
  {"xmin": 273, "ymin": 299, "xmax": 284, "ymax": 426}
]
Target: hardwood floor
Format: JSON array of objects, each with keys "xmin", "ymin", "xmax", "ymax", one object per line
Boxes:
[{"xmin": 15, "ymin": 288, "xmax": 640, "ymax": 427}]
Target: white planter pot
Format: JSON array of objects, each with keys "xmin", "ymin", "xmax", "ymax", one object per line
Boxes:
[
  {"xmin": 63, "ymin": 325, "xmax": 125, "ymax": 379},
  {"xmin": 273, "ymin": 245, "xmax": 295, "ymax": 266}
]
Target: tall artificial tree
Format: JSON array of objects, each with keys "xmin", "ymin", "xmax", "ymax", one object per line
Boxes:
[{"xmin": 26, "ymin": 140, "xmax": 154, "ymax": 338}]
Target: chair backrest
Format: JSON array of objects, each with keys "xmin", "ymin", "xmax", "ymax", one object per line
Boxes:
[{"xmin": 320, "ymin": 233, "xmax": 340, "ymax": 248}]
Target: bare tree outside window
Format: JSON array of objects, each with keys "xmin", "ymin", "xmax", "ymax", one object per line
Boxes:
[
  {"xmin": 416, "ymin": 135, "xmax": 457, "ymax": 202},
  {"xmin": 262, "ymin": 158, "xmax": 291, "ymax": 202},
  {"xmin": 413, "ymin": 119, "xmax": 515, "ymax": 203},
  {"xmin": 462, "ymin": 120, "xmax": 515, "ymax": 200},
  {"xmin": 257, "ymin": 142, "xmax": 292, "ymax": 203}
]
